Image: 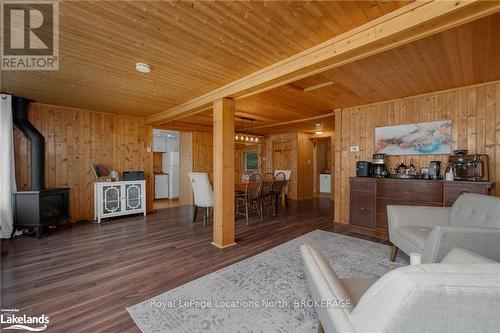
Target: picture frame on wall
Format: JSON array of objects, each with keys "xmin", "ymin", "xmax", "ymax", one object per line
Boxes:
[{"xmin": 375, "ymin": 120, "xmax": 452, "ymax": 155}]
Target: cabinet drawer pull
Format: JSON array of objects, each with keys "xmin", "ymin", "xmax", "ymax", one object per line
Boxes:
[
  {"xmin": 459, "ymin": 190, "xmax": 470, "ymax": 195},
  {"xmin": 360, "ymin": 207, "xmax": 366, "ymax": 211}
]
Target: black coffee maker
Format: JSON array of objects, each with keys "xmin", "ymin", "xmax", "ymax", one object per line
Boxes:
[
  {"xmin": 371, "ymin": 153, "xmax": 387, "ymax": 178},
  {"xmin": 356, "ymin": 161, "xmax": 372, "ymax": 177}
]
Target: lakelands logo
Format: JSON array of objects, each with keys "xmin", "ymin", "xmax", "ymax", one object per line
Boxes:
[
  {"xmin": 1, "ymin": 309, "xmax": 49, "ymax": 331},
  {"xmin": 1, "ymin": 0, "xmax": 59, "ymax": 70}
]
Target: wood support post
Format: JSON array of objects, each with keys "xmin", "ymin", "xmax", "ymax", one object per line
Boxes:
[{"xmin": 212, "ymin": 98, "xmax": 236, "ymax": 248}]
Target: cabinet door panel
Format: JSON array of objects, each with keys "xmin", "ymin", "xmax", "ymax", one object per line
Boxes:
[
  {"xmin": 350, "ymin": 190, "xmax": 375, "ymax": 228},
  {"xmin": 125, "ymin": 183, "xmax": 143, "ymax": 211},
  {"xmin": 102, "ymin": 185, "xmax": 122, "ymax": 215}
]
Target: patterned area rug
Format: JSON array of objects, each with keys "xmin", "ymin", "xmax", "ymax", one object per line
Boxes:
[{"xmin": 127, "ymin": 230, "xmax": 408, "ymax": 333}]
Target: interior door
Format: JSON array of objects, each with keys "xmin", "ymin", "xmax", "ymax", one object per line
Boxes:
[{"xmin": 273, "ymin": 140, "xmax": 291, "ymax": 170}]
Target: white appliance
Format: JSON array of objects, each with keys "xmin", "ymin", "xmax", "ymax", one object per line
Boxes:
[
  {"xmin": 154, "ymin": 174, "xmax": 169, "ymax": 199},
  {"xmin": 319, "ymin": 174, "xmax": 331, "ymax": 193},
  {"xmin": 166, "ymin": 152, "xmax": 180, "ymax": 198}
]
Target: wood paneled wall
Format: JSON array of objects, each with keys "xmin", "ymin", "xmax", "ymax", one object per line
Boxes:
[
  {"xmin": 153, "ymin": 152, "xmax": 163, "ymax": 173},
  {"xmin": 179, "ymin": 132, "xmax": 194, "ymax": 205},
  {"xmin": 192, "ymin": 132, "xmax": 213, "ymax": 173},
  {"xmin": 334, "ymin": 81, "xmax": 500, "ymax": 224},
  {"xmin": 14, "ymin": 103, "xmax": 153, "ymax": 222},
  {"xmin": 297, "ymin": 132, "xmax": 314, "ymax": 199}
]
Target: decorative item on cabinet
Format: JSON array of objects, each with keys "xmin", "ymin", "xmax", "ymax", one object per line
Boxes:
[
  {"xmin": 91, "ymin": 163, "xmax": 111, "ymax": 182},
  {"xmin": 94, "ymin": 180, "xmax": 146, "ymax": 223}
]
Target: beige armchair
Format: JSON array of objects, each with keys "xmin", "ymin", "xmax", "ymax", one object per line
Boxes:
[
  {"xmin": 301, "ymin": 245, "xmax": 500, "ymax": 333},
  {"xmin": 388, "ymin": 193, "xmax": 500, "ymax": 263}
]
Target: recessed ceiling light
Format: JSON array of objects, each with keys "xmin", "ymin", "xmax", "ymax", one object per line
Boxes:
[{"xmin": 136, "ymin": 62, "xmax": 151, "ymax": 73}]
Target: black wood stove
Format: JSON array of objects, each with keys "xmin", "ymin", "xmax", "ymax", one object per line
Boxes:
[{"xmin": 11, "ymin": 96, "xmax": 71, "ymax": 238}]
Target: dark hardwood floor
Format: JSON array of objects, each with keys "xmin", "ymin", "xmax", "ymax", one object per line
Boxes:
[{"xmin": 1, "ymin": 197, "xmax": 384, "ymax": 333}]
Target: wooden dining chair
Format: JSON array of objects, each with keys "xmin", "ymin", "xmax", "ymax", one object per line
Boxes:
[
  {"xmin": 235, "ymin": 180, "xmax": 262, "ymax": 225},
  {"xmin": 274, "ymin": 170, "xmax": 291, "ymax": 208},
  {"xmin": 272, "ymin": 173, "xmax": 287, "ymax": 214},
  {"xmin": 259, "ymin": 177, "xmax": 274, "ymax": 218},
  {"xmin": 249, "ymin": 173, "xmax": 262, "ymax": 182},
  {"xmin": 263, "ymin": 172, "xmax": 275, "ymax": 182}
]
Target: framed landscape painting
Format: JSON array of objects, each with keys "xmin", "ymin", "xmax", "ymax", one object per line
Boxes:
[{"xmin": 375, "ymin": 120, "xmax": 452, "ymax": 155}]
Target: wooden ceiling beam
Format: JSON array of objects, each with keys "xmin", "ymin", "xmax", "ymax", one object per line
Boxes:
[
  {"xmin": 244, "ymin": 113, "xmax": 335, "ymax": 131},
  {"xmin": 146, "ymin": 0, "xmax": 500, "ymax": 125}
]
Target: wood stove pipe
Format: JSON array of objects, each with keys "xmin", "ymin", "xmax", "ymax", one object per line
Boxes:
[{"xmin": 12, "ymin": 96, "xmax": 45, "ymax": 190}]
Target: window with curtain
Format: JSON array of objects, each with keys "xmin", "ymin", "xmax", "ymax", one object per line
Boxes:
[{"xmin": 0, "ymin": 94, "xmax": 16, "ymax": 238}]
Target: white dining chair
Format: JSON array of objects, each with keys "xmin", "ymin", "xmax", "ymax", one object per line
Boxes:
[{"xmin": 188, "ymin": 172, "xmax": 214, "ymax": 227}]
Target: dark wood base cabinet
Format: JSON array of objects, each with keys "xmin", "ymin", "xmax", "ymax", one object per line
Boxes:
[{"xmin": 349, "ymin": 177, "xmax": 492, "ymax": 238}]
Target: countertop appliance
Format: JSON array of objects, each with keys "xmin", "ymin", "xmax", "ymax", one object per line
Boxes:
[
  {"xmin": 448, "ymin": 154, "xmax": 489, "ymax": 181},
  {"xmin": 428, "ymin": 161, "xmax": 441, "ymax": 180},
  {"xmin": 356, "ymin": 161, "xmax": 371, "ymax": 177},
  {"xmin": 371, "ymin": 153, "xmax": 387, "ymax": 178}
]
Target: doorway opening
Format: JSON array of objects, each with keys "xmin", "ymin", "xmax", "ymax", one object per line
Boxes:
[
  {"xmin": 152, "ymin": 129, "xmax": 180, "ymax": 210},
  {"xmin": 311, "ymin": 136, "xmax": 333, "ymax": 209}
]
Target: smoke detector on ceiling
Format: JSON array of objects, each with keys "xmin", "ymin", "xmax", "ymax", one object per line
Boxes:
[{"xmin": 136, "ymin": 62, "xmax": 151, "ymax": 73}]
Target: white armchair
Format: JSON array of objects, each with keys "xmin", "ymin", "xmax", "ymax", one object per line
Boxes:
[
  {"xmin": 388, "ymin": 193, "xmax": 500, "ymax": 263},
  {"xmin": 301, "ymin": 245, "xmax": 500, "ymax": 333},
  {"xmin": 188, "ymin": 172, "xmax": 213, "ymax": 227}
]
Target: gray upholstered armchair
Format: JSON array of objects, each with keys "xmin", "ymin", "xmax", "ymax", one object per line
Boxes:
[
  {"xmin": 388, "ymin": 193, "xmax": 500, "ymax": 263},
  {"xmin": 301, "ymin": 245, "xmax": 500, "ymax": 333}
]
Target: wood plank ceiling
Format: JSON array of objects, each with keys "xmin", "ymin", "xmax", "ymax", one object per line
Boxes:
[
  {"xmin": 170, "ymin": 12, "xmax": 500, "ymax": 134},
  {"xmin": 2, "ymin": 1, "xmax": 409, "ymax": 115}
]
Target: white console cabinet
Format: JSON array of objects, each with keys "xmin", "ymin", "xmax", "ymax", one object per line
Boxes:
[{"xmin": 94, "ymin": 180, "xmax": 146, "ymax": 223}]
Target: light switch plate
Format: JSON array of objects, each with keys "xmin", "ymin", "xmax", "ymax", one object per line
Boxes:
[{"xmin": 350, "ymin": 146, "xmax": 360, "ymax": 152}]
